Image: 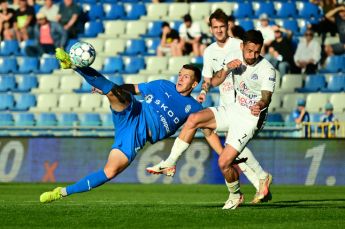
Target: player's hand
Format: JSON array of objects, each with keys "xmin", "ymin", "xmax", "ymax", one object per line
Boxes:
[
  {"xmin": 250, "ymin": 104, "xmax": 261, "ymax": 116},
  {"xmin": 197, "ymin": 93, "xmax": 206, "ymax": 103},
  {"xmin": 226, "ymin": 59, "xmax": 242, "ymax": 70},
  {"xmin": 91, "ymin": 87, "xmax": 104, "ymax": 95}
]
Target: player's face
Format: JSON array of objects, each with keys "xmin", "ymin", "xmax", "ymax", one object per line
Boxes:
[
  {"xmin": 176, "ymin": 68, "xmax": 198, "ymax": 95},
  {"xmin": 241, "ymin": 42, "xmax": 262, "ymax": 65},
  {"xmin": 210, "ymin": 18, "xmax": 228, "ymax": 43}
]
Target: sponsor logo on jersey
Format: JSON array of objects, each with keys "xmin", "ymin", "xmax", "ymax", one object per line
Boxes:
[
  {"xmin": 185, "ymin": 105, "xmax": 191, "ymax": 113},
  {"xmin": 251, "ymin": 74, "xmax": 258, "ymax": 80}
]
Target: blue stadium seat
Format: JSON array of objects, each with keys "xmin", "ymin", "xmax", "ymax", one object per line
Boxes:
[
  {"xmin": 65, "ymin": 39, "xmax": 79, "ymax": 52},
  {"xmin": 37, "ymin": 57, "xmax": 60, "ymax": 74},
  {"xmin": 321, "ymin": 74, "xmax": 345, "ymax": 92},
  {"xmin": 0, "ymin": 75, "xmax": 16, "ymax": 92},
  {"xmin": 237, "ymin": 19, "xmax": 254, "ymax": 31},
  {"xmin": 120, "ymin": 39, "xmax": 146, "ymax": 56},
  {"xmin": 20, "ymin": 39, "xmax": 36, "ymax": 56},
  {"xmin": 0, "ymin": 113, "xmax": 14, "ymax": 126},
  {"xmin": 14, "ymin": 113, "xmax": 35, "ymax": 126},
  {"xmin": 232, "ymin": 2, "xmax": 253, "ymax": 19},
  {"xmin": 108, "ymin": 75, "xmax": 124, "ymax": 85},
  {"xmin": 296, "ymin": 74, "xmax": 326, "ymax": 92},
  {"xmin": 202, "ymin": 94, "xmax": 214, "ymax": 108},
  {"xmin": 169, "ymin": 20, "xmax": 183, "ymax": 31},
  {"xmin": 101, "ymin": 56, "xmax": 124, "ymax": 74},
  {"xmin": 275, "ymin": 2, "xmax": 297, "ymax": 18},
  {"xmin": 101, "ymin": 113, "xmax": 113, "ymax": 127},
  {"xmin": 104, "ymin": 3, "xmax": 125, "ymax": 20},
  {"xmin": 141, "ymin": 21, "xmax": 163, "ymax": 38},
  {"xmin": 0, "ymin": 57, "xmax": 17, "ymax": 74},
  {"xmin": 145, "ymin": 38, "xmax": 160, "ymax": 56},
  {"xmin": 124, "ymin": 3, "xmax": 146, "ymax": 20},
  {"xmin": 0, "ymin": 94, "xmax": 14, "ymax": 110},
  {"xmin": 79, "ymin": 113, "xmax": 101, "ymax": 126},
  {"xmin": 36, "ymin": 112, "xmax": 58, "ymax": 126},
  {"xmin": 14, "ymin": 75, "xmax": 38, "ymax": 92},
  {"xmin": 123, "ymin": 57, "xmax": 145, "ymax": 74},
  {"xmin": 74, "ymin": 79, "xmax": 93, "ymax": 93},
  {"xmin": 17, "ymin": 57, "xmax": 39, "ymax": 74},
  {"xmin": 190, "ymin": 56, "xmax": 203, "ymax": 65},
  {"xmin": 297, "ymin": 2, "xmax": 322, "ymax": 19},
  {"xmin": 253, "ymin": 2, "xmax": 275, "ymax": 18},
  {"xmin": 12, "ymin": 93, "xmax": 36, "ymax": 111},
  {"xmin": 85, "ymin": 3, "xmax": 104, "ymax": 20},
  {"xmin": 0, "ymin": 40, "xmax": 20, "ymax": 56},
  {"xmin": 281, "ymin": 19, "xmax": 299, "ymax": 35},
  {"xmin": 79, "ymin": 21, "xmax": 104, "ymax": 38},
  {"xmin": 58, "ymin": 113, "xmax": 79, "ymax": 126},
  {"xmin": 320, "ymin": 55, "xmax": 345, "ymax": 73}
]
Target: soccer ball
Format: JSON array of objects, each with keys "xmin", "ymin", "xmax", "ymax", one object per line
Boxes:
[{"xmin": 69, "ymin": 41, "xmax": 96, "ymax": 68}]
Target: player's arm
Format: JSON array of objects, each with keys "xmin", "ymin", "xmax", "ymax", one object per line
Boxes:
[
  {"xmin": 197, "ymin": 78, "xmax": 211, "ymax": 102},
  {"xmin": 211, "ymin": 59, "xmax": 242, "ymax": 87},
  {"xmin": 250, "ymin": 90, "xmax": 272, "ymax": 116}
]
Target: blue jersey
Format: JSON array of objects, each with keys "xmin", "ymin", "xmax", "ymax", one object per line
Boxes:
[{"xmin": 138, "ymin": 80, "xmax": 203, "ymax": 143}]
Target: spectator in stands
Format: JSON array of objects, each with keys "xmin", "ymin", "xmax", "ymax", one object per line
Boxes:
[
  {"xmin": 14, "ymin": 0, "xmax": 36, "ymax": 41},
  {"xmin": 25, "ymin": 13, "xmax": 67, "ymax": 57},
  {"xmin": 0, "ymin": 0, "xmax": 16, "ymax": 40},
  {"xmin": 178, "ymin": 14, "xmax": 203, "ymax": 56},
  {"xmin": 38, "ymin": 0, "xmax": 59, "ymax": 22},
  {"xmin": 324, "ymin": 4, "xmax": 345, "ymax": 57},
  {"xmin": 157, "ymin": 21, "xmax": 182, "ymax": 56},
  {"xmin": 319, "ymin": 102, "xmax": 339, "ymax": 138},
  {"xmin": 256, "ymin": 13, "xmax": 275, "ymax": 54},
  {"xmin": 265, "ymin": 25, "xmax": 296, "ymax": 77},
  {"xmin": 227, "ymin": 15, "xmax": 245, "ymax": 40},
  {"xmin": 294, "ymin": 29, "xmax": 321, "ymax": 74},
  {"xmin": 292, "ymin": 98, "xmax": 311, "ymax": 138},
  {"xmin": 56, "ymin": 0, "xmax": 83, "ymax": 39},
  {"xmin": 13, "ymin": 0, "xmax": 35, "ymax": 7}
]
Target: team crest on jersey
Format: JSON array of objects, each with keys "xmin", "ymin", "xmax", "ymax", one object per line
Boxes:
[
  {"xmin": 185, "ymin": 105, "xmax": 191, "ymax": 113},
  {"xmin": 251, "ymin": 74, "xmax": 258, "ymax": 80},
  {"xmin": 144, "ymin": 94, "xmax": 153, "ymax": 103}
]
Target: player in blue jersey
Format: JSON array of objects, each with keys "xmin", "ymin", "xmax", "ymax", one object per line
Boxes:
[{"xmin": 39, "ymin": 49, "xmax": 206, "ymax": 203}]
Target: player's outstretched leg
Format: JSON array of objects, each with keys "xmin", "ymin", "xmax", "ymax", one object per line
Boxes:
[
  {"xmin": 146, "ymin": 161, "xmax": 176, "ymax": 177},
  {"xmin": 55, "ymin": 48, "xmax": 73, "ymax": 69}
]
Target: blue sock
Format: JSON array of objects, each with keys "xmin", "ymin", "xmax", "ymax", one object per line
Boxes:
[
  {"xmin": 66, "ymin": 169, "xmax": 110, "ymax": 196},
  {"xmin": 75, "ymin": 67, "xmax": 115, "ymax": 94}
]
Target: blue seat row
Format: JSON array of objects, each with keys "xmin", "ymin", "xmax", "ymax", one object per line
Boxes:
[
  {"xmin": 296, "ymin": 74, "xmax": 345, "ymax": 93},
  {"xmin": 0, "ymin": 75, "xmax": 38, "ymax": 92},
  {"xmin": 0, "ymin": 93, "xmax": 36, "ymax": 111},
  {"xmin": 0, "ymin": 57, "xmax": 59, "ymax": 74}
]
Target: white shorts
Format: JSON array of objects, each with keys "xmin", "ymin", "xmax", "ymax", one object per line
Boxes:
[{"xmin": 209, "ymin": 103, "xmax": 261, "ymax": 153}]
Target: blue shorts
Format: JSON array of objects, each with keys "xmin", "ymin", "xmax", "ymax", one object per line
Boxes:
[{"xmin": 111, "ymin": 96, "xmax": 148, "ymax": 162}]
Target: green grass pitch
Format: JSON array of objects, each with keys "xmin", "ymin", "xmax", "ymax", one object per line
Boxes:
[{"xmin": 1, "ymin": 183, "xmax": 345, "ymax": 228}]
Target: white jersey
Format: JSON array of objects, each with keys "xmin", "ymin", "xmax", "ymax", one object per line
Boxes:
[
  {"xmin": 202, "ymin": 37, "xmax": 242, "ymax": 106},
  {"xmin": 224, "ymin": 53, "xmax": 276, "ymax": 114},
  {"xmin": 179, "ymin": 22, "xmax": 202, "ymax": 41}
]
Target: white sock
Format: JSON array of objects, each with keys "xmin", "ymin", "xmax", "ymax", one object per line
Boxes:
[
  {"xmin": 61, "ymin": 187, "xmax": 67, "ymax": 197},
  {"xmin": 225, "ymin": 180, "xmax": 240, "ymax": 198},
  {"xmin": 239, "ymin": 147, "xmax": 268, "ymax": 180},
  {"xmin": 165, "ymin": 137, "xmax": 190, "ymax": 166},
  {"xmin": 238, "ymin": 162, "xmax": 259, "ymax": 191}
]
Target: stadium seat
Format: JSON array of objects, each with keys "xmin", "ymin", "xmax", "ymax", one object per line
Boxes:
[
  {"xmin": 14, "ymin": 75, "xmax": 38, "ymax": 92},
  {"xmin": 124, "ymin": 3, "xmax": 147, "ymax": 20},
  {"xmin": 162, "ymin": 56, "xmax": 190, "ymax": 75},
  {"xmin": 84, "ymin": 3, "xmax": 104, "ymax": 20},
  {"xmin": 74, "ymin": 78, "xmax": 93, "ymax": 93},
  {"xmin": 56, "ymin": 75, "xmax": 82, "ymax": 93},
  {"xmin": 89, "ymin": 55, "xmax": 104, "ymax": 71},
  {"xmin": 190, "ymin": 3, "xmax": 210, "ymax": 20},
  {"xmin": 141, "ymin": 21, "xmax": 163, "ymax": 38},
  {"xmin": 0, "ymin": 57, "xmax": 17, "ymax": 74},
  {"xmin": 275, "ymin": 2, "xmax": 298, "ymax": 18},
  {"xmin": 267, "ymin": 113, "xmax": 284, "ymax": 124},
  {"xmin": 202, "ymin": 94, "xmax": 214, "ymax": 108},
  {"xmin": 74, "ymin": 93, "xmax": 103, "ymax": 112},
  {"xmin": 276, "ymin": 19, "xmax": 299, "ymax": 35},
  {"xmin": 108, "ymin": 75, "xmax": 124, "ymax": 85},
  {"xmin": 101, "ymin": 56, "xmax": 124, "ymax": 74},
  {"xmin": 253, "ymin": 2, "xmax": 275, "ymax": 18},
  {"xmin": 101, "ymin": 39, "xmax": 126, "ymax": 56},
  {"xmin": 139, "ymin": 56, "xmax": 168, "ymax": 75},
  {"xmin": 147, "ymin": 75, "xmax": 172, "ymax": 82},
  {"xmin": 99, "ymin": 95, "xmax": 111, "ymax": 113},
  {"xmin": 19, "ymin": 39, "xmax": 36, "ymax": 56},
  {"xmin": 306, "ymin": 93, "xmax": 329, "ymax": 112},
  {"xmin": 296, "ymin": 1, "xmax": 322, "ymax": 19},
  {"xmin": 281, "ymin": 93, "xmax": 306, "ymax": 113},
  {"xmin": 190, "ymin": 56, "xmax": 203, "ymax": 65},
  {"xmin": 14, "ymin": 113, "xmax": 35, "ymax": 126},
  {"xmin": 269, "ymin": 92, "xmax": 282, "ymax": 112},
  {"xmin": 32, "ymin": 76, "xmax": 60, "ymax": 93},
  {"xmin": 141, "ymin": 3, "xmax": 168, "ymax": 21},
  {"xmin": 166, "ymin": 3, "xmax": 189, "ymax": 20},
  {"xmin": 37, "ymin": 57, "xmax": 60, "ymax": 74},
  {"xmin": 169, "ymin": 20, "xmax": 183, "ymax": 31},
  {"xmin": 0, "ymin": 40, "xmax": 20, "ymax": 56},
  {"xmin": 330, "ymin": 94, "xmax": 345, "ymax": 112},
  {"xmin": 79, "ymin": 113, "xmax": 101, "ymax": 126},
  {"xmin": 120, "ymin": 39, "xmax": 146, "ymax": 56},
  {"xmin": 236, "ymin": 19, "xmax": 254, "ymax": 31},
  {"xmin": 104, "ymin": 3, "xmax": 125, "ymax": 20},
  {"xmin": 30, "ymin": 93, "xmax": 58, "ymax": 112},
  {"xmin": 321, "ymin": 75, "xmax": 345, "ymax": 92},
  {"xmin": 122, "ymin": 74, "xmax": 148, "ymax": 84},
  {"xmin": 123, "ymin": 21, "xmax": 147, "ymax": 39},
  {"xmin": 296, "ymin": 74, "xmax": 326, "ymax": 93},
  {"xmin": 145, "ymin": 38, "xmax": 160, "ymax": 56},
  {"xmin": 123, "ymin": 56, "xmax": 145, "ymax": 74},
  {"xmin": 0, "ymin": 113, "xmax": 14, "ymax": 126},
  {"xmin": 36, "ymin": 112, "xmax": 58, "ymax": 126},
  {"xmin": 17, "ymin": 57, "xmax": 39, "ymax": 74},
  {"xmin": 0, "ymin": 94, "xmax": 14, "ymax": 110},
  {"xmin": 101, "ymin": 113, "xmax": 113, "ymax": 127},
  {"xmin": 232, "ymin": 2, "xmax": 253, "ymax": 19},
  {"xmin": 58, "ymin": 112, "xmax": 79, "ymax": 127},
  {"xmin": 81, "ymin": 38, "xmax": 104, "ymax": 53},
  {"xmin": 211, "ymin": 2, "xmax": 234, "ymax": 15},
  {"xmin": 51, "ymin": 94, "xmax": 80, "ymax": 112},
  {"xmin": 64, "ymin": 39, "xmax": 79, "ymax": 52},
  {"xmin": 0, "ymin": 75, "xmax": 16, "ymax": 92},
  {"xmin": 79, "ymin": 21, "xmax": 104, "ymax": 38},
  {"xmin": 12, "ymin": 93, "xmax": 36, "ymax": 111},
  {"xmin": 320, "ymin": 55, "xmax": 345, "ymax": 73}
]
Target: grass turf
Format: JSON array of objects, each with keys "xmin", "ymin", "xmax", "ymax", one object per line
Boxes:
[{"xmin": 1, "ymin": 183, "xmax": 345, "ymax": 228}]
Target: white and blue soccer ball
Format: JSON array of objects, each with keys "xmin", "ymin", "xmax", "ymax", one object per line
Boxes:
[{"xmin": 69, "ymin": 41, "xmax": 96, "ymax": 68}]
